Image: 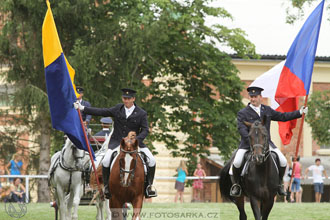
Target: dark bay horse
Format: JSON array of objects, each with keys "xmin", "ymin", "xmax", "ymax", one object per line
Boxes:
[
  {"xmin": 109, "ymin": 131, "xmax": 145, "ymax": 220},
  {"xmin": 219, "ymin": 119, "xmax": 279, "ymax": 220}
]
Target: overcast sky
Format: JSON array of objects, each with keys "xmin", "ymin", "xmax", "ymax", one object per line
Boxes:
[{"xmin": 207, "ymin": 0, "xmax": 330, "ymax": 57}]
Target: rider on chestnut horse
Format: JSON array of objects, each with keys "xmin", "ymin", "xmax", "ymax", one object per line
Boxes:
[{"xmin": 74, "ymin": 88, "xmax": 157, "ymax": 199}]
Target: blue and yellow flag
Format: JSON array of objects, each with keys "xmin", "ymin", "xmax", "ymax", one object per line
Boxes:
[{"xmin": 42, "ymin": 0, "xmax": 95, "ymax": 159}]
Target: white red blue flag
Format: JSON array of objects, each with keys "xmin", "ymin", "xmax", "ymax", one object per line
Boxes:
[{"xmin": 251, "ymin": 0, "xmax": 325, "ymax": 145}]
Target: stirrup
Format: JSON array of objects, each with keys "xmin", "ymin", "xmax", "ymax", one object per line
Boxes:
[
  {"xmin": 145, "ymin": 185, "xmax": 157, "ymax": 198},
  {"xmin": 230, "ymin": 184, "xmax": 242, "ymax": 197}
]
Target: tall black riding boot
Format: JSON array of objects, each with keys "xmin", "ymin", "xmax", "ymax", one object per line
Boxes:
[
  {"xmin": 102, "ymin": 166, "xmax": 111, "ymax": 199},
  {"xmin": 145, "ymin": 165, "xmax": 157, "ymax": 198},
  {"xmin": 230, "ymin": 166, "xmax": 242, "ymax": 197},
  {"xmin": 278, "ymin": 166, "xmax": 287, "ymax": 196}
]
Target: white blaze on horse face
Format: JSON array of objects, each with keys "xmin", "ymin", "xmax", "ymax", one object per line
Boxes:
[{"xmin": 124, "ymin": 153, "xmax": 133, "ymax": 185}]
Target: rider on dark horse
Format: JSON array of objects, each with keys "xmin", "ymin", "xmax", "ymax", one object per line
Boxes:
[
  {"xmin": 230, "ymin": 86, "xmax": 308, "ymax": 197},
  {"xmin": 74, "ymin": 88, "xmax": 157, "ymax": 199}
]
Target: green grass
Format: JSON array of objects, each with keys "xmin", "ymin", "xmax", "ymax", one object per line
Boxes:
[{"xmin": 0, "ymin": 202, "xmax": 329, "ymax": 220}]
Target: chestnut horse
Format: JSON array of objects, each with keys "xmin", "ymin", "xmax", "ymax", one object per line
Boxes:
[{"xmin": 109, "ymin": 131, "xmax": 145, "ymax": 220}]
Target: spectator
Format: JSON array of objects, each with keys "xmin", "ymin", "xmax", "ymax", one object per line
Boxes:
[
  {"xmin": 94, "ymin": 117, "xmax": 113, "ymax": 137},
  {"xmin": 9, "ymin": 178, "xmax": 26, "ymax": 203},
  {"xmin": 290, "ymin": 156, "xmax": 302, "ymax": 203},
  {"xmin": 5, "ymin": 153, "xmax": 23, "ymax": 182},
  {"xmin": 174, "ymin": 160, "xmax": 188, "ymax": 203},
  {"xmin": 283, "ymin": 154, "xmax": 292, "ymax": 203},
  {"xmin": 304, "ymin": 158, "xmax": 328, "ymax": 203},
  {"xmin": 192, "ymin": 163, "xmax": 206, "ymax": 202}
]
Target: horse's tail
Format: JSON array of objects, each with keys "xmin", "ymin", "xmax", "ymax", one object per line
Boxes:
[{"xmin": 219, "ymin": 151, "xmax": 236, "ymax": 202}]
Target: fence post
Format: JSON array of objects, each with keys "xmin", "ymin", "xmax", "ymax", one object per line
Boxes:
[{"xmin": 25, "ymin": 176, "xmax": 29, "ymax": 203}]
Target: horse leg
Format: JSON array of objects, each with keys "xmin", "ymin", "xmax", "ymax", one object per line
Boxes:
[
  {"xmin": 131, "ymin": 195, "xmax": 143, "ymax": 220},
  {"xmin": 105, "ymin": 199, "xmax": 111, "ymax": 220},
  {"xmin": 234, "ymin": 196, "xmax": 247, "ymax": 220},
  {"xmin": 110, "ymin": 197, "xmax": 124, "ymax": 220},
  {"xmin": 261, "ymin": 197, "xmax": 275, "ymax": 220},
  {"xmin": 56, "ymin": 187, "xmax": 68, "ymax": 220},
  {"xmin": 95, "ymin": 194, "xmax": 102, "ymax": 220},
  {"xmin": 249, "ymin": 196, "xmax": 261, "ymax": 220},
  {"xmin": 66, "ymin": 193, "xmax": 73, "ymax": 220},
  {"xmin": 71, "ymin": 183, "xmax": 83, "ymax": 220}
]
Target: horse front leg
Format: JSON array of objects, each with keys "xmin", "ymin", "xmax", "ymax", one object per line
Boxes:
[
  {"xmin": 234, "ymin": 196, "xmax": 247, "ymax": 220},
  {"xmin": 56, "ymin": 187, "xmax": 68, "ymax": 220},
  {"xmin": 261, "ymin": 197, "xmax": 275, "ymax": 220},
  {"xmin": 105, "ymin": 199, "xmax": 111, "ymax": 220},
  {"xmin": 95, "ymin": 193, "xmax": 102, "ymax": 220},
  {"xmin": 249, "ymin": 196, "xmax": 261, "ymax": 220},
  {"xmin": 110, "ymin": 197, "xmax": 124, "ymax": 220},
  {"xmin": 71, "ymin": 183, "xmax": 83, "ymax": 220},
  {"xmin": 131, "ymin": 195, "xmax": 143, "ymax": 220},
  {"xmin": 66, "ymin": 193, "xmax": 73, "ymax": 220}
]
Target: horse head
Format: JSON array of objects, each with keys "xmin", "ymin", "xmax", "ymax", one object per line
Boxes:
[
  {"xmin": 62, "ymin": 138, "xmax": 86, "ymax": 171},
  {"xmin": 244, "ymin": 118, "xmax": 269, "ymax": 165},
  {"xmin": 72, "ymin": 145, "xmax": 86, "ymax": 171},
  {"xmin": 119, "ymin": 131, "xmax": 139, "ymax": 187}
]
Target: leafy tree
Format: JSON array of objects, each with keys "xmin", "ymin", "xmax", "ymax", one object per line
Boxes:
[
  {"xmin": 305, "ymin": 90, "xmax": 330, "ymax": 146},
  {"xmin": 0, "ymin": 0, "xmax": 256, "ymax": 201}
]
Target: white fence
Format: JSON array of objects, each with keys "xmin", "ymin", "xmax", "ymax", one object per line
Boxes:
[
  {"xmin": 1, "ymin": 174, "xmax": 327, "ymax": 203},
  {"xmin": 0, "ymin": 175, "xmax": 220, "ymax": 203}
]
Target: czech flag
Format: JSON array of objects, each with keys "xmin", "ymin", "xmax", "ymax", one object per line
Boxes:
[
  {"xmin": 42, "ymin": 0, "xmax": 95, "ymax": 159},
  {"xmin": 251, "ymin": 0, "xmax": 324, "ymax": 145}
]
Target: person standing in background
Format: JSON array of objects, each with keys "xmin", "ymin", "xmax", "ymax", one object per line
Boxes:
[
  {"xmin": 174, "ymin": 160, "xmax": 188, "ymax": 203},
  {"xmin": 304, "ymin": 158, "xmax": 328, "ymax": 203},
  {"xmin": 5, "ymin": 153, "xmax": 23, "ymax": 182},
  {"xmin": 290, "ymin": 156, "xmax": 302, "ymax": 203},
  {"xmin": 192, "ymin": 163, "xmax": 206, "ymax": 202}
]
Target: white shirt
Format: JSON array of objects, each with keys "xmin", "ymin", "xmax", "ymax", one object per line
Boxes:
[
  {"xmin": 308, "ymin": 165, "xmax": 325, "ymax": 183},
  {"xmin": 250, "ymin": 104, "xmax": 261, "ymax": 117},
  {"xmin": 125, "ymin": 105, "xmax": 135, "ymax": 119}
]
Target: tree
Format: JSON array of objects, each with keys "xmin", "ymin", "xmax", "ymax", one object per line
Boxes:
[
  {"xmin": 0, "ymin": 0, "xmax": 256, "ymax": 198},
  {"xmin": 305, "ymin": 90, "xmax": 330, "ymax": 146}
]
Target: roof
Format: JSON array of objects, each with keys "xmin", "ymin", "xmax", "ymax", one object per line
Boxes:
[{"xmin": 231, "ymin": 54, "xmax": 330, "ymax": 62}]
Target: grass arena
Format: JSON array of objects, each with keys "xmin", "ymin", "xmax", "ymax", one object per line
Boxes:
[{"xmin": 0, "ymin": 202, "xmax": 329, "ymax": 220}]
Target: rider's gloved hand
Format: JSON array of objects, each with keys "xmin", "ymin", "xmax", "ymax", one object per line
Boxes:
[
  {"xmin": 299, "ymin": 106, "xmax": 308, "ymax": 115},
  {"xmin": 73, "ymin": 101, "xmax": 84, "ymax": 111}
]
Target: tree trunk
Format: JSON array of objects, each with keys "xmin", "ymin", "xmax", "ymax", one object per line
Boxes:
[{"xmin": 37, "ymin": 119, "xmax": 51, "ymax": 202}]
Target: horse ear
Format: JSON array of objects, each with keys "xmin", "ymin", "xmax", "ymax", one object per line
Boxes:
[
  {"xmin": 134, "ymin": 138, "xmax": 139, "ymax": 149},
  {"xmin": 261, "ymin": 115, "xmax": 267, "ymax": 125},
  {"xmin": 120, "ymin": 138, "xmax": 125, "ymax": 147},
  {"xmin": 243, "ymin": 121, "xmax": 252, "ymax": 127}
]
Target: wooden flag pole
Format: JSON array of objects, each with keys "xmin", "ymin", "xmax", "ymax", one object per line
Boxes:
[
  {"xmin": 77, "ymin": 109, "xmax": 104, "ymax": 201},
  {"xmin": 288, "ymin": 95, "xmax": 308, "ymax": 198}
]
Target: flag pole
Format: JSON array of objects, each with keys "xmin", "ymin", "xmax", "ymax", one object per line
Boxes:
[
  {"xmin": 288, "ymin": 95, "xmax": 308, "ymax": 197},
  {"xmin": 77, "ymin": 109, "xmax": 104, "ymax": 201}
]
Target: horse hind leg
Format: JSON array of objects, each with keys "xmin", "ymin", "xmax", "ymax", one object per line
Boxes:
[{"xmin": 234, "ymin": 196, "xmax": 247, "ymax": 220}]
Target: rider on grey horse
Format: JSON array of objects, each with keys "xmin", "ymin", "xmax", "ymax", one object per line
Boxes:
[
  {"xmin": 229, "ymin": 86, "xmax": 308, "ymax": 197},
  {"xmin": 74, "ymin": 88, "xmax": 157, "ymax": 199}
]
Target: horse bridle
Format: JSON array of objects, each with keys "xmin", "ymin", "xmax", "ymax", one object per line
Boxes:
[
  {"xmin": 119, "ymin": 147, "xmax": 138, "ymax": 187},
  {"xmin": 249, "ymin": 122, "xmax": 270, "ymax": 163},
  {"xmin": 60, "ymin": 145, "xmax": 85, "ymax": 172}
]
